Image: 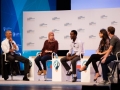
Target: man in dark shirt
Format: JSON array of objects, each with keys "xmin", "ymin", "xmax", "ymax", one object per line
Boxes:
[{"xmin": 100, "ymin": 26, "xmax": 120, "ymax": 84}]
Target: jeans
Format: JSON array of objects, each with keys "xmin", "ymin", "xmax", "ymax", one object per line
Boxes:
[{"xmin": 35, "ymin": 55, "xmax": 52, "ymax": 70}]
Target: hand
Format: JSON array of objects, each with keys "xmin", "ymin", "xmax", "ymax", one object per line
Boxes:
[
  {"xmin": 101, "ymin": 55, "xmax": 106, "ymax": 63},
  {"xmin": 9, "ymin": 49, "xmax": 15, "ymax": 52},
  {"xmin": 39, "ymin": 52, "xmax": 42, "ymax": 56},
  {"xmin": 97, "ymin": 52, "xmax": 103, "ymax": 55},
  {"xmin": 67, "ymin": 56, "xmax": 72, "ymax": 60},
  {"xmin": 45, "ymin": 50, "xmax": 48, "ymax": 53},
  {"xmin": 9, "ymin": 38, "xmax": 13, "ymax": 42}
]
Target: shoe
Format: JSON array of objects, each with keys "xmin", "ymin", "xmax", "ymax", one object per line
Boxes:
[
  {"xmin": 43, "ymin": 70, "xmax": 46, "ymax": 75},
  {"xmin": 99, "ymin": 80, "xmax": 110, "ymax": 85},
  {"xmin": 12, "ymin": 71, "xmax": 17, "ymax": 76},
  {"xmin": 66, "ymin": 71, "xmax": 72, "ymax": 76},
  {"xmin": 94, "ymin": 75, "xmax": 101, "ymax": 83},
  {"xmin": 23, "ymin": 77, "xmax": 29, "ymax": 81},
  {"xmin": 72, "ymin": 77, "xmax": 77, "ymax": 82},
  {"xmin": 78, "ymin": 66, "xmax": 87, "ymax": 72},
  {"xmin": 38, "ymin": 70, "xmax": 43, "ymax": 75}
]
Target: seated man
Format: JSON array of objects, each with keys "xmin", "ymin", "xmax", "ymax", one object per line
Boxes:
[
  {"xmin": 60, "ymin": 30, "xmax": 84, "ymax": 82},
  {"xmin": 1, "ymin": 30, "xmax": 30, "ymax": 81},
  {"xmin": 100, "ymin": 26, "xmax": 120, "ymax": 84}
]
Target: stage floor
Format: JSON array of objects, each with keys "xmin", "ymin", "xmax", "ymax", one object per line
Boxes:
[{"xmin": 0, "ymin": 75, "xmax": 110, "ymax": 90}]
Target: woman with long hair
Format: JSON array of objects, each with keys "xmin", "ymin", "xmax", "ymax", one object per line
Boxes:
[
  {"xmin": 79, "ymin": 29, "xmax": 110, "ymax": 82},
  {"xmin": 35, "ymin": 32, "xmax": 58, "ymax": 75}
]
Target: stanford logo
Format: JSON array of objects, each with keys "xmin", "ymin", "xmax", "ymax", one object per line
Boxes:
[{"xmin": 53, "ymin": 60, "xmax": 60, "ymax": 71}]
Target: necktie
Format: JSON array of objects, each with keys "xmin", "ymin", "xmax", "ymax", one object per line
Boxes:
[
  {"xmin": 9, "ymin": 41, "xmax": 14, "ymax": 55},
  {"xmin": 9, "ymin": 41, "xmax": 12, "ymax": 49}
]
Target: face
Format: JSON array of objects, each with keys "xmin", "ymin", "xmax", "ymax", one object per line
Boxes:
[
  {"xmin": 107, "ymin": 30, "xmax": 110, "ymax": 36},
  {"xmin": 5, "ymin": 31, "xmax": 12, "ymax": 38},
  {"xmin": 99, "ymin": 32, "xmax": 103, "ymax": 38},
  {"xmin": 70, "ymin": 32, "xmax": 76, "ymax": 39},
  {"xmin": 49, "ymin": 33, "xmax": 54, "ymax": 40}
]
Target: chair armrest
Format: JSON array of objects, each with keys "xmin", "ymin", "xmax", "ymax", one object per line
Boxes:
[
  {"xmin": 3, "ymin": 53, "xmax": 7, "ymax": 62},
  {"xmin": 36, "ymin": 52, "xmax": 41, "ymax": 56},
  {"xmin": 116, "ymin": 51, "xmax": 120, "ymax": 61}
]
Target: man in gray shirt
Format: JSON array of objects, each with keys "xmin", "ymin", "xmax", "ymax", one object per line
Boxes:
[{"xmin": 100, "ymin": 26, "xmax": 120, "ymax": 84}]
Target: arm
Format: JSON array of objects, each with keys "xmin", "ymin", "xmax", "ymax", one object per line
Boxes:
[
  {"xmin": 101, "ymin": 38, "xmax": 115, "ymax": 63},
  {"xmin": 98, "ymin": 39, "xmax": 110, "ymax": 55},
  {"xmin": 12, "ymin": 41, "xmax": 19, "ymax": 51},
  {"xmin": 67, "ymin": 43, "xmax": 72, "ymax": 57},
  {"xmin": 1, "ymin": 41, "xmax": 9, "ymax": 53},
  {"xmin": 70, "ymin": 41, "xmax": 82, "ymax": 60},
  {"xmin": 41, "ymin": 40, "xmax": 47, "ymax": 53},
  {"xmin": 52, "ymin": 41, "xmax": 58, "ymax": 53}
]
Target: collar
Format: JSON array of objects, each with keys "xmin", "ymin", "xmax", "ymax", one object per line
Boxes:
[
  {"xmin": 5, "ymin": 38, "xmax": 9, "ymax": 41},
  {"xmin": 72, "ymin": 38, "xmax": 78, "ymax": 44}
]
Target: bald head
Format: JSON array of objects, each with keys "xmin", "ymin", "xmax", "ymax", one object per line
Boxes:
[{"xmin": 5, "ymin": 30, "xmax": 12, "ymax": 39}]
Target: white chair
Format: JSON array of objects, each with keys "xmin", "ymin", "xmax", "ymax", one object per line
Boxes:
[
  {"xmin": 35, "ymin": 52, "xmax": 47, "ymax": 81},
  {"xmin": 3, "ymin": 53, "xmax": 21, "ymax": 80}
]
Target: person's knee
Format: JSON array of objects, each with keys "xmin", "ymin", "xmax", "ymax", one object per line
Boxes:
[
  {"xmin": 60, "ymin": 58, "xmax": 65, "ymax": 63},
  {"xmin": 71, "ymin": 60, "xmax": 76, "ymax": 64},
  {"xmin": 34, "ymin": 57, "xmax": 40, "ymax": 63}
]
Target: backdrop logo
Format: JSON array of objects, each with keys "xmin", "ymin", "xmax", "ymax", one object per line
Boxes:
[
  {"xmin": 39, "ymin": 23, "xmax": 47, "ymax": 27},
  {"xmin": 17, "ymin": 44, "xmax": 22, "ymax": 47},
  {"xmin": 77, "ymin": 28, "xmax": 85, "ymax": 32},
  {"xmin": 39, "ymin": 36, "xmax": 47, "ymax": 39},
  {"xmin": 27, "ymin": 30, "xmax": 34, "ymax": 33},
  {"xmin": 89, "ymin": 22, "xmax": 96, "ymax": 25},
  {"xmin": 89, "ymin": 35, "xmax": 96, "ymax": 39},
  {"xmin": 13, "ymin": 32, "xmax": 20, "ymax": 37},
  {"xmin": 64, "ymin": 35, "xmax": 70, "ymax": 39},
  {"xmin": 26, "ymin": 42, "xmax": 34, "ymax": 46},
  {"xmin": 52, "ymin": 17, "xmax": 60, "ymax": 20},
  {"xmin": 78, "ymin": 16, "xmax": 85, "ymax": 19},
  {"xmin": 27, "ymin": 17, "xmax": 35, "ymax": 21},
  {"xmin": 101, "ymin": 15, "xmax": 107, "ymax": 19},
  {"xmin": 53, "ymin": 60, "xmax": 60, "ymax": 71},
  {"xmin": 3, "ymin": 27, "xmax": 12, "ymax": 31},
  {"xmin": 64, "ymin": 23, "xmax": 72, "ymax": 26},
  {"xmin": 52, "ymin": 29, "xmax": 59, "ymax": 33},
  {"xmin": 111, "ymin": 21, "xmax": 117, "ymax": 25}
]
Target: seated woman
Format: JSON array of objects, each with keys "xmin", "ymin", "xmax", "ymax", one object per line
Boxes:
[
  {"xmin": 79, "ymin": 29, "xmax": 110, "ymax": 81},
  {"xmin": 35, "ymin": 32, "xmax": 58, "ymax": 75}
]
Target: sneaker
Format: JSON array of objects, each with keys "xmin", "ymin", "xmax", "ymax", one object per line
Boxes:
[{"xmin": 99, "ymin": 80, "xmax": 110, "ymax": 85}]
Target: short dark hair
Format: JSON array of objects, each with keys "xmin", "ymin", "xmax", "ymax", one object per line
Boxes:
[
  {"xmin": 5, "ymin": 30, "xmax": 12, "ymax": 34},
  {"xmin": 71, "ymin": 30, "xmax": 77, "ymax": 36},
  {"xmin": 108, "ymin": 26, "xmax": 115, "ymax": 35}
]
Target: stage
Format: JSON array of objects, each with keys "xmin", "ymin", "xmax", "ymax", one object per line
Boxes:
[{"xmin": 0, "ymin": 75, "xmax": 111, "ymax": 90}]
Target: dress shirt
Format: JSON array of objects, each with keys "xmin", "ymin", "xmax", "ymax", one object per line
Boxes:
[
  {"xmin": 68, "ymin": 38, "xmax": 84, "ymax": 56},
  {"xmin": 1, "ymin": 38, "xmax": 19, "ymax": 53}
]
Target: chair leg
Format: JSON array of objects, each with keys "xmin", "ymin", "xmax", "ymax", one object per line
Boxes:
[
  {"xmin": 16, "ymin": 62, "xmax": 21, "ymax": 75},
  {"xmin": 10, "ymin": 62, "xmax": 13, "ymax": 80}
]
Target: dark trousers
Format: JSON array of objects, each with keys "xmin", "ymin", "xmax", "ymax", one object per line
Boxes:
[
  {"xmin": 60, "ymin": 56, "xmax": 80, "ymax": 74},
  {"xmin": 6, "ymin": 54, "xmax": 29, "ymax": 76},
  {"xmin": 85, "ymin": 54, "xmax": 104, "ymax": 73},
  {"xmin": 34, "ymin": 55, "xmax": 52, "ymax": 70},
  {"xmin": 101, "ymin": 55, "xmax": 120, "ymax": 81}
]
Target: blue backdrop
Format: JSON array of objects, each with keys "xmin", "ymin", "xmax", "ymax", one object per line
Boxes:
[{"xmin": 1, "ymin": 0, "xmax": 56, "ymax": 70}]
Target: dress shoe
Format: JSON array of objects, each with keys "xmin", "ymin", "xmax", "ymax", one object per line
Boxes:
[
  {"xmin": 72, "ymin": 77, "xmax": 77, "ymax": 82},
  {"xmin": 23, "ymin": 77, "xmax": 29, "ymax": 81},
  {"xmin": 66, "ymin": 71, "xmax": 72, "ymax": 76}
]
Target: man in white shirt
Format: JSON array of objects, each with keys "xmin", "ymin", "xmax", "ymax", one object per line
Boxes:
[
  {"xmin": 60, "ymin": 30, "xmax": 84, "ymax": 82},
  {"xmin": 1, "ymin": 30, "xmax": 30, "ymax": 81}
]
